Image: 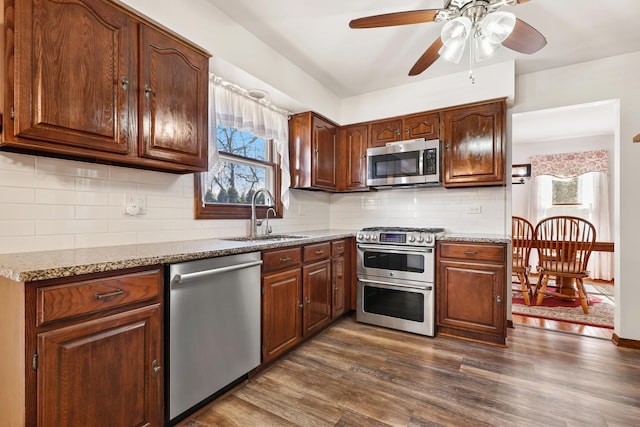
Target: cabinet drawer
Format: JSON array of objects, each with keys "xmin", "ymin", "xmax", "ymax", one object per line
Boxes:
[
  {"xmin": 262, "ymin": 247, "xmax": 302, "ymax": 273},
  {"xmin": 331, "ymin": 240, "xmax": 346, "ymax": 257},
  {"xmin": 438, "ymin": 242, "xmax": 505, "ymax": 263},
  {"xmin": 36, "ymin": 269, "xmax": 162, "ymax": 326},
  {"xmin": 304, "ymin": 242, "xmax": 331, "ymax": 262}
]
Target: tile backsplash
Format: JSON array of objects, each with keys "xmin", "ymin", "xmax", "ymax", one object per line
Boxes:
[{"xmin": 0, "ymin": 153, "xmax": 507, "ymax": 254}]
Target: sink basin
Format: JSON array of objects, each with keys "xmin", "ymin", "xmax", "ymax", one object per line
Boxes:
[{"xmin": 221, "ymin": 234, "xmax": 308, "ymax": 242}]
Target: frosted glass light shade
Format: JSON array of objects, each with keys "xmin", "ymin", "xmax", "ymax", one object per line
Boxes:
[
  {"xmin": 439, "ymin": 16, "xmax": 472, "ymax": 64},
  {"xmin": 480, "ymin": 11, "xmax": 516, "ymax": 44},
  {"xmin": 474, "ymin": 35, "xmax": 501, "ymax": 61}
]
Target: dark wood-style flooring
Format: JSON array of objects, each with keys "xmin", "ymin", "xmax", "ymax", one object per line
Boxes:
[{"xmin": 180, "ymin": 315, "xmax": 640, "ymax": 427}]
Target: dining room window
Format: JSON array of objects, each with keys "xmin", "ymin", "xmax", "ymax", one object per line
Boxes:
[
  {"xmin": 195, "ymin": 74, "xmax": 291, "ymax": 220},
  {"xmin": 529, "ymin": 149, "xmax": 612, "ymax": 280}
]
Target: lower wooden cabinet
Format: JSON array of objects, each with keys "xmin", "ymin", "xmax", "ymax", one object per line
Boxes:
[
  {"xmin": 261, "ymin": 239, "xmax": 352, "ymax": 364},
  {"xmin": 25, "ymin": 266, "xmax": 164, "ymax": 427},
  {"xmin": 436, "ymin": 241, "xmax": 507, "ymax": 345}
]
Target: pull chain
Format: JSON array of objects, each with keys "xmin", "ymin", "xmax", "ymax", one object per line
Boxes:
[{"xmin": 469, "ymin": 26, "xmax": 476, "ymax": 84}]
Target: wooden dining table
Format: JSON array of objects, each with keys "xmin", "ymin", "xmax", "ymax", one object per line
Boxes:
[{"xmin": 520, "ymin": 238, "xmax": 614, "ymax": 298}]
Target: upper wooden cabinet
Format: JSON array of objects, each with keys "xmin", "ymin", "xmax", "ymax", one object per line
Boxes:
[
  {"xmin": 289, "ymin": 112, "xmax": 338, "ymax": 191},
  {"xmin": 1, "ymin": 0, "xmax": 210, "ymax": 173},
  {"xmin": 441, "ymin": 100, "xmax": 506, "ymax": 187},
  {"xmin": 337, "ymin": 124, "xmax": 368, "ymax": 191},
  {"xmin": 369, "ymin": 112, "xmax": 439, "ymax": 147}
]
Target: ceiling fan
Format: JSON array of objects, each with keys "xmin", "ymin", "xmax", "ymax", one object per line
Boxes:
[{"xmin": 349, "ymin": 0, "xmax": 547, "ymax": 77}]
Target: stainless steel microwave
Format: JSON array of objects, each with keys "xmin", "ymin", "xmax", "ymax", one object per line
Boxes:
[{"xmin": 366, "ymin": 138, "xmax": 441, "ymax": 188}]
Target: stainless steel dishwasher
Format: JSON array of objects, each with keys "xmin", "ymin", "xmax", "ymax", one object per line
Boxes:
[{"xmin": 167, "ymin": 251, "xmax": 262, "ymax": 423}]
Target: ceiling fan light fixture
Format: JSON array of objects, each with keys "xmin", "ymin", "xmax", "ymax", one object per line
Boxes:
[
  {"xmin": 439, "ymin": 16, "xmax": 472, "ymax": 64},
  {"xmin": 473, "ymin": 34, "xmax": 502, "ymax": 61},
  {"xmin": 480, "ymin": 11, "xmax": 516, "ymax": 44}
]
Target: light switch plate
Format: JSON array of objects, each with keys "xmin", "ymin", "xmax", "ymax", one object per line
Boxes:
[{"xmin": 467, "ymin": 205, "xmax": 482, "ymax": 214}]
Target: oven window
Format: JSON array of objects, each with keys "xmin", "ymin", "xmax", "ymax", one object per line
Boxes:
[
  {"xmin": 371, "ymin": 152, "xmax": 421, "ymax": 178},
  {"xmin": 363, "ymin": 251, "xmax": 424, "ymax": 273},
  {"xmin": 363, "ymin": 286, "xmax": 424, "ymax": 322}
]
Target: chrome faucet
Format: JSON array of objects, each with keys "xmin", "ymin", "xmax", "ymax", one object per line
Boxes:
[
  {"xmin": 264, "ymin": 207, "xmax": 276, "ymax": 236},
  {"xmin": 250, "ymin": 188, "xmax": 275, "ymax": 239}
]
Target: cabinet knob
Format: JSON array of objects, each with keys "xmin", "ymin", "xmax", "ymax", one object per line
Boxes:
[
  {"xmin": 446, "ymin": 144, "xmax": 450, "ymax": 151},
  {"xmin": 144, "ymin": 85, "xmax": 152, "ymax": 97},
  {"xmin": 297, "ymin": 301, "xmax": 303, "ymax": 309},
  {"xmin": 496, "ymin": 295, "xmax": 502, "ymax": 304},
  {"xmin": 306, "ymin": 297, "xmax": 310, "ymax": 304},
  {"xmin": 120, "ymin": 76, "xmax": 129, "ymax": 91}
]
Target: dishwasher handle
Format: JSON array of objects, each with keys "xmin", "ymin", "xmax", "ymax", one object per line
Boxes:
[{"xmin": 171, "ymin": 260, "xmax": 263, "ymax": 288}]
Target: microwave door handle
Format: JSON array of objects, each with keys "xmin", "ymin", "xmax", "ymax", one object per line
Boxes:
[{"xmin": 359, "ymin": 278, "xmax": 431, "ymax": 291}]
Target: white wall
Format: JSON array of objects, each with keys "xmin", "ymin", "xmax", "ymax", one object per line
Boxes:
[{"xmin": 513, "ymin": 51, "xmax": 640, "ymax": 341}]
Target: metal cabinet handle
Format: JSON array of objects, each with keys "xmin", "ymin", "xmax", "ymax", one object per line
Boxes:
[
  {"xmin": 496, "ymin": 295, "xmax": 502, "ymax": 304},
  {"xmin": 280, "ymin": 256, "xmax": 292, "ymax": 262},
  {"xmin": 446, "ymin": 144, "xmax": 451, "ymax": 151},
  {"xmin": 314, "ymin": 250, "xmax": 324, "ymax": 255},
  {"xmin": 152, "ymin": 359, "xmax": 162, "ymax": 377},
  {"xmin": 120, "ymin": 76, "xmax": 129, "ymax": 90},
  {"xmin": 95, "ymin": 289, "xmax": 124, "ymax": 300},
  {"xmin": 463, "ymin": 250, "xmax": 479, "ymax": 255}
]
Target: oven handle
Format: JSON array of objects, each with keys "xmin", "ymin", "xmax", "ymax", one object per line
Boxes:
[
  {"xmin": 357, "ymin": 244, "xmax": 433, "ymax": 253},
  {"xmin": 358, "ymin": 277, "xmax": 432, "ymax": 291}
]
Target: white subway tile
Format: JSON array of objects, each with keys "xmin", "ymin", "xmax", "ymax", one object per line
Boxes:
[
  {"xmin": 0, "ymin": 187, "xmax": 36, "ymax": 204},
  {"xmin": 36, "ymin": 156, "xmax": 110, "ymax": 179},
  {"xmin": 36, "ymin": 220, "xmax": 109, "ymax": 235},
  {"xmin": 0, "ymin": 153, "xmax": 36, "ymax": 172},
  {"xmin": 0, "ymin": 204, "xmax": 74, "ymax": 220},
  {"xmin": 0, "ymin": 220, "xmax": 35, "ymax": 237},
  {"xmin": 0, "ymin": 235, "xmax": 75, "ymax": 254}
]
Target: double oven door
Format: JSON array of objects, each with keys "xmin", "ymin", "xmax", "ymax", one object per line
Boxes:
[{"xmin": 356, "ymin": 243, "xmax": 435, "ymax": 336}]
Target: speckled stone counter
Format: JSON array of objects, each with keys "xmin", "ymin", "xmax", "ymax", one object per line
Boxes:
[
  {"xmin": 0, "ymin": 229, "xmax": 355, "ymax": 283},
  {"xmin": 440, "ymin": 233, "xmax": 511, "ymax": 244}
]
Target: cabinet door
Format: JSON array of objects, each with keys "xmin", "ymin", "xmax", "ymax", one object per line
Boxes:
[
  {"xmin": 12, "ymin": 0, "xmax": 134, "ymax": 153},
  {"xmin": 437, "ymin": 260, "xmax": 506, "ymax": 342},
  {"xmin": 339, "ymin": 124, "xmax": 369, "ymax": 191},
  {"xmin": 139, "ymin": 26, "xmax": 208, "ymax": 170},
  {"xmin": 302, "ymin": 259, "xmax": 331, "ymax": 336},
  {"xmin": 403, "ymin": 112, "xmax": 440, "ymax": 140},
  {"xmin": 441, "ymin": 101, "xmax": 505, "ymax": 187},
  {"xmin": 37, "ymin": 304, "xmax": 162, "ymax": 427},
  {"xmin": 331, "ymin": 255, "xmax": 346, "ymax": 318},
  {"xmin": 369, "ymin": 118, "xmax": 402, "ymax": 147},
  {"xmin": 262, "ymin": 269, "xmax": 303, "ymax": 363},
  {"xmin": 312, "ymin": 115, "xmax": 338, "ymax": 190}
]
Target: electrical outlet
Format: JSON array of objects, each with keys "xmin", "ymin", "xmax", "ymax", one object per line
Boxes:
[
  {"xmin": 124, "ymin": 194, "xmax": 146, "ymax": 216},
  {"xmin": 467, "ymin": 205, "xmax": 482, "ymax": 214}
]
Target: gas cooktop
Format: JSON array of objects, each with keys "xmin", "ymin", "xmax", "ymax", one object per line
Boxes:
[{"xmin": 356, "ymin": 226, "xmax": 445, "ymax": 247}]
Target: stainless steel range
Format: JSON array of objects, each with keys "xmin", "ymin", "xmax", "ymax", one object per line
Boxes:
[{"xmin": 356, "ymin": 226, "xmax": 445, "ymax": 336}]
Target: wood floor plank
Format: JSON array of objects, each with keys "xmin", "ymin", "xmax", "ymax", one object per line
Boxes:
[{"xmin": 184, "ymin": 315, "xmax": 640, "ymax": 427}]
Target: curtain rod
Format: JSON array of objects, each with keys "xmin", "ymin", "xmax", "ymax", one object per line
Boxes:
[{"xmin": 210, "ymin": 73, "xmax": 291, "ymax": 117}]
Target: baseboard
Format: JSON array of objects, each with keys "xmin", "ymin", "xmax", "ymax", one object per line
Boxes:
[{"xmin": 612, "ymin": 333, "xmax": 640, "ymax": 349}]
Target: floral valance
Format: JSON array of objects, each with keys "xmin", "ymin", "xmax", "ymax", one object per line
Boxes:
[{"xmin": 530, "ymin": 149, "xmax": 608, "ymax": 178}]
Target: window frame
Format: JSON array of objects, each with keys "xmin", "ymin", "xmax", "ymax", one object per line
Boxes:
[{"xmin": 195, "ymin": 135, "xmax": 283, "ymax": 220}]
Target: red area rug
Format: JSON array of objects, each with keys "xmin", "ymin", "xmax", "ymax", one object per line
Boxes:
[{"xmin": 512, "ymin": 285, "xmax": 614, "ymax": 328}]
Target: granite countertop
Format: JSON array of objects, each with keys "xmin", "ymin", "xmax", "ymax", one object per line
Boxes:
[
  {"xmin": 0, "ymin": 229, "xmax": 355, "ymax": 283},
  {"xmin": 441, "ymin": 233, "xmax": 511, "ymax": 244}
]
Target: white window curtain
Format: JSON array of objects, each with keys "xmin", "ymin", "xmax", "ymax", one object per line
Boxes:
[
  {"xmin": 528, "ymin": 150, "xmax": 612, "ymax": 280},
  {"xmin": 201, "ymin": 74, "xmax": 291, "ymax": 208}
]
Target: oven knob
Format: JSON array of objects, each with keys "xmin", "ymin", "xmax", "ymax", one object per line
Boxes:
[
  {"xmin": 408, "ymin": 235, "xmax": 416, "ymax": 242},
  {"xmin": 425, "ymin": 235, "xmax": 433, "ymax": 243},
  {"xmin": 357, "ymin": 233, "xmax": 363, "ymax": 240},
  {"xmin": 417, "ymin": 236, "xmax": 424, "ymax": 243},
  {"xmin": 365, "ymin": 234, "xmax": 371, "ymax": 240},
  {"xmin": 372, "ymin": 234, "xmax": 378, "ymax": 241}
]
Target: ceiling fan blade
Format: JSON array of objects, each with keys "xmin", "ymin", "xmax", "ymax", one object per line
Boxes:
[
  {"xmin": 502, "ymin": 18, "xmax": 547, "ymax": 54},
  {"xmin": 349, "ymin": 10, "xmax": 439, "ymax": 29},
  {"xmin": 409, "ymin": 37, "xmax": 443, "ymax": 76}
]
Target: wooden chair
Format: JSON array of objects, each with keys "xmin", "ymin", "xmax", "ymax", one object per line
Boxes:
[
  {"xmin": 534, "ymin": 216, "xmax": 596, "ymax": 313},
  {"xmin": 512, "ymin": 216, "xmax": 535, "ymax": 305}
]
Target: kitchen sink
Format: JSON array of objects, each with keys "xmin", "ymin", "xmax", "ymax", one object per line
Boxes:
[{"xmin": 221, "ymin": 234, "xmax": 309, "ymax": 242}]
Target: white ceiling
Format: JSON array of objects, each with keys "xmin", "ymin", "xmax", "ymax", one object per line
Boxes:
[{"xmin": 205, "ymin": 0, "xmax": 640, "ymax": 99}]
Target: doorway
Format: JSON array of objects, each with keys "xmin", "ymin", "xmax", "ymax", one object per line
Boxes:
[{"xmin": 510, "ymin": 100, "xmax": 618, "ymax": 339}]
